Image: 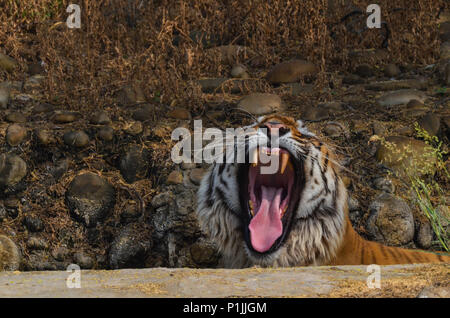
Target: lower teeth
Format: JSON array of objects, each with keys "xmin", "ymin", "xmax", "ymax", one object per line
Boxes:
[{"xmin": 249, "ymin": 200, "xmax": 254, "ymax": 216}]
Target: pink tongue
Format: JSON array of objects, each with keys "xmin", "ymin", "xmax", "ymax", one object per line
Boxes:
[{"xmin": 249, "ymin": 186, "xmax": 283, "ymax": 253}]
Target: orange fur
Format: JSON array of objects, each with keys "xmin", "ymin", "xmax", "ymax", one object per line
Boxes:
[{"xmin": 260, "ymin": 115, "xmax": 450, "ymax": 265}]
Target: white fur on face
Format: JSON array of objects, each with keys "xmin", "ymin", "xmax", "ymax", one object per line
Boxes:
[{"xmin": 196, "ymin": 119, "xmax": 347, "ymax": 268}]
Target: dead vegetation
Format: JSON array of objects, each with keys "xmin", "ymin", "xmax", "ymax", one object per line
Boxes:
[
  {"xmin": 0, "ymin": 0, "xmax": 447, "ymax": 113},
  {"xmin": 0, "ymin": 0, "xmax": 449, "ymax": 269}
]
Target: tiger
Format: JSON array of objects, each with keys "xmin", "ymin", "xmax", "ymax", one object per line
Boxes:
[{"xmin": 196, "ymin": 114, "xmax": 450, "ymax": 268}]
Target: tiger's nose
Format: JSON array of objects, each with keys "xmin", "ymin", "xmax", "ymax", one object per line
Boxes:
[{"xmin": 262, "ymin": 122, "xmax": 290, "ymax": 137}]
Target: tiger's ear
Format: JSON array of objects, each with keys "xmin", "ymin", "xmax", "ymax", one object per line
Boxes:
[
  {"xmin": 296, "ymin": 120, "xmax": 305, "ymax": 130},
  {"xmin": 256, "ymin": 116, "xmax": 265, "ymax": 123},
  {"xmin": 296, "ymin": 119, "xmax": 315, "ymax": 136}
]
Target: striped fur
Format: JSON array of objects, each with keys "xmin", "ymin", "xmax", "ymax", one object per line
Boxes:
[{"xmin": 197, "ymin": 115, "xmax": 450, "ymax": 267}]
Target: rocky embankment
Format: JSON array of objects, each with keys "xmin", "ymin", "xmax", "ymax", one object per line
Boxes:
[{"xmin": 0, "ymin": 13, "xmax": 450, "ymax": 273}]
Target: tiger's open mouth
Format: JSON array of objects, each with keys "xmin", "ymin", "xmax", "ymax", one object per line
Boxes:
[{"xmin": 239, "ymin": 146, "xmax": 303, "ymax": 255}]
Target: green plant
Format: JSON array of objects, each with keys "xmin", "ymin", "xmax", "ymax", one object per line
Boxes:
[
  {"xmin": 409, "ymin": 124, "xmax": 449, "ymax": 251},
  {"xmin": 380, "ymin": 124, "xmax": 449, "ymax": 251}
]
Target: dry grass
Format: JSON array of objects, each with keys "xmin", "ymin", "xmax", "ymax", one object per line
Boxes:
[
  {"xmin": 0, "ymin": 0, "xmax": 448, "ymax": 270},
  {"xmin": 0, "ymin": 0, "xmax": 447, "ymax": 114}
]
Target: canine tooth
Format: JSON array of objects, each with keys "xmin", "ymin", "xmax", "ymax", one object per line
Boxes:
[
  {"xmin": 281, "ymin": 206, "xmax": 287, "ymax": 218},
  {"xmin": 250, "ymin": 148, "xmax": 258, "ymax": 166},
  {"xmin": 249, "ymin": 200, "xmax": 254, "ymax": 216},
  {"xmin": 280, "ymin": 152, "xmax": 289, "ymax": 174}
]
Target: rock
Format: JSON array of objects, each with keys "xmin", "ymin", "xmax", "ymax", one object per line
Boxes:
[
  {"xmin": 373, "ymin": 177, "xmax": 395, "ymax": 193},
  {"xmin": 443, "ymin": 116, "xmax": 450, "ymax": 131},
  {"xmin": 403, "ymin": 99, "xmax": 429, "ymax": 117},
  {"xmin": 33, "ymin": 103, "xmax": 54, "ymax": 114},
  {"xmin": 50, "ymin": 159, "xmax": 68, "ymax": 181},
  {"xmin": 0, "ymin": 82, "xmax": 10, "ymax": 108},
  {"xmin": 63, "ymin": 130, "xmax": 90, "ymax": 148},
  {"xmin": 237, "ymin": 93, "xmax": 282, "ymax": 115},
  {"xmin": 167, "ymin": 170, "xmax": 183, "ymax": 185},
  {"xmin": 354, "ymin": 64, "xmax": 374, "ymax": 78},
  {"xmin": 0, "ymin": 264, "xmax": 448, "ymax": 297},
  {"xmin": 439, "ymin": 21, "xmax": 450, "ymax": 34},
  {"xmin": 35, "ymin": 129, "xmax": 54, "ymax": 145},
  {"xmin": 27, "ymin": 62, "xmax": 45, "ymax": 75},
  {"xmin": 190, "ymin": 240, "xmax": 219, "ymax": 266},
  {"xmin": 0, "ymin": 235, "xmax": 20, "ymax": 271},
  {"xmin": 302, "ymin": 105, "xmax": 329, "ymax": 121},
  {"xmin": 151, "ymin": 191, "xmax": 174, "ymax": 208},
  {"xmin": 377, "ymin": 90, "xmax": 426, "ymax": 107},
  {"xmin": 0, "ymin": 154, "xmax": 27, "ymax": 188},
  {"xmin": 132, "ymin": 104, "xmax": 154, "ymax": 121},
  {"xmin": 384, "ymin": 64, "xmax": 401, "ymax": 77},
  {"xmin": 407, "ymin": 99, "xmax": 425, "ymax": 109},
  {"xmin": 323, "ymin": 122, "xmax": 345, "ymax": 137},
  {"xmin": 25, "ymin": 251, "xmax": 56, "ymax": 271},
  {"xmin": 4, "ymin": 198, "xmax": 18, "ymax": 209},
  {"xmin": 90, "ymin": 111, "xmax": 111, "ymax": 125},
  {"xmin": 189, "ymin": 168, "xmax": 206, "ymax": 185},
  {"xmin": 120, "ymin": 145, "xmax": 149, "ymax": 183},
  {"xmin": 372, "ymin": 121, "xmax": 387, "ymax": 136},
  {"xmin": 415, "ymin": 221, "xmax": 433, "ymax": 249},
  {"xmin": 52, "ymin": 111, "xmax": 79, "ymax": 123},
  {"xmin": 65, "ymin": 172, "xmax": 115, "ymax": 227},
  {"xmin": 23, "ymin": 75, "xmax": 45, "ymax": 92},
  {"xmin": 124, "ymin": 121, "xmax": 143, "ymax": 135},
  {"xmin": 366, "ymin": 193, "xmax": 415, "ymax": 246},
  {"xmin": 438, "ymin": 10, "xmax": 450, "ymax": 23},
  {"xmin": 197, "ymin": 77, "xmax": 228, "ymax": 93},
  {"xmin": 23, "ymin": 215, "xmax": 44, "ymax": 232},
  {"xmin": 342, "ymin": 74, "xmax": 365, "ymax": 85},
  {"xmin": 120, "ymin": 203, "xmax": 141, "ymax": 222},
  {"xmin": 6, "ymin": 124, "xmax": 27, "ymax": 146},
  {"xmin": 375, "ymin": 136, "xmax": 436, "ymax": 177},
  {"xmin": 5, "ymin": 112, "xmax": 26, "ymax": 123},
  {"xmin": 441, "ymin": 31, "xmax": 450, "ymax": 42},
  {"xmin": 0, "ymin": 53, "xmax": 18, "ymax": 72},
  {"xmin": 444, "ymin": 62, "xmax": 450, "ymax": 86},
  {"xmin": 116, "ymin": 83, "xmax": 146, "ymax": 105},
  {"xmin": 0, "ymin": 205, "xmax": 7, "ymax": 222},
  {"xmin": 97, "ymin": 126, "xmax": 114, "ymax": 141},
  {"xmin": 266, "ymin": 59, "xmax": 317, "ymax": 84},
  {"xmin": 167, "ymin": 108, "xmax": 191, "ymax": 120},
  {"xmin": 109, "ymin": 223, "xmax": 152, "ymax": 269},
  {"xmin": 440, "ymin": 41, "xmax": 450, "ymax": 60},
  {"xmin": 418, "ymin": 113, "xmax": 440, "ymax": 136},
  {"xmin": 285, "ymin": 83, "xmax": 314, "ymax": 95},
  {"xmin": 26, "ymin": 237, "xmax": 48, "ymax": 250},
  {"xmin": 319, "ymin": 101, "xmax": 343, "ymax": 112},
  {"xmin": 348, "ymin": 196, "xmax": 360, "ymax": 212},
  {"xmin": 348, "ymin": 209, "xmax": 362, "ymax": 225},
  {"xmin": 51, "ymin": 246, "xmax": 69, "ymax": 261},
  {"xmin": 73, "ymin": 252, "xmax": 94, "ymax": 269},
  {"xmin": 366, "ymin": 78, "xmax": 427, "ymax": 91},
  {"xmin": 230, "ymin": 64, "xmax": 249, "ymax": 79},
  {"xmin": 206, "ymin": 45, "xmax": 251, "ymax": 64},
  {"xmin": 418, "ymin": 286, "xmax": 450, "ymax": 298}
]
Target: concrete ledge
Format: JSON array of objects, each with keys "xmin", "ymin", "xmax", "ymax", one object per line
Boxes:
[{"xmin": 0, "ymin": 264, "xmax": 448, "ymax": 298}]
